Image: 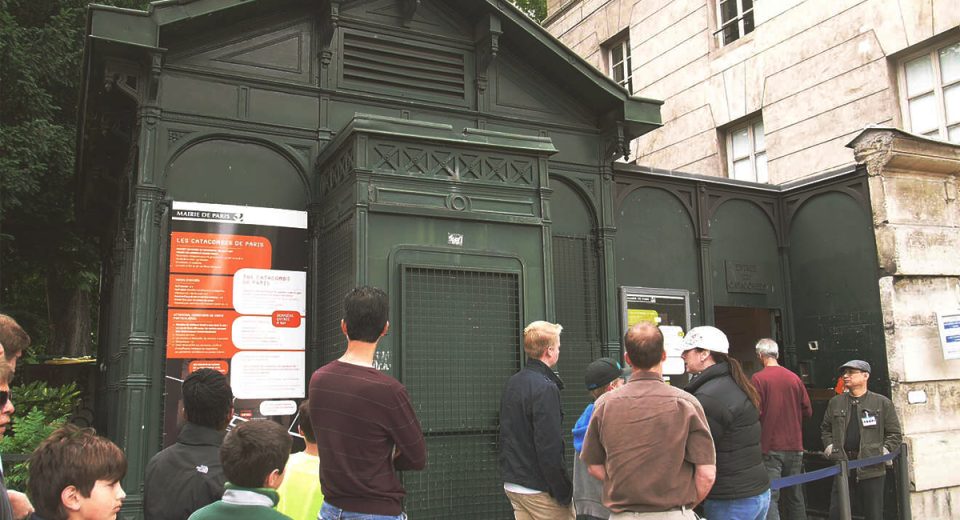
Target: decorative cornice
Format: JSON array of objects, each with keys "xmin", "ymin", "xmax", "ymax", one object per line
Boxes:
[{"xmin": 848, "ymin": 126, "xmax": 960, "ymax": 177}]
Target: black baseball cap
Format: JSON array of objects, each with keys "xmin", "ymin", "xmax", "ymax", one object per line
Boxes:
[{"xmin": 585, "ymin": 357, "xmax": 625, "ymax": 390}]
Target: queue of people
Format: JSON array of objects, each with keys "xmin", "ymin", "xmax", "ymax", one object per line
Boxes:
[
  {"xmin": 498, "ymin": 319, "xmax": 902, "ymax": 520},
  {"xmin": 0, "ymin": 292, "xmax": 903, "ymax": 520}
]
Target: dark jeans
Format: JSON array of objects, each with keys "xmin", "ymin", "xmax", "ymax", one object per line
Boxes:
[
  {"xmin": 577, "ymin": 516, "xmax": 607, "ymax": 520},
  {"xmin": 763, "ymin": 451, "xmax": 807, "ymax": 520},
  {"xmin": 829, "ymin": 474, "xmax": 884, "ymax": 520}
]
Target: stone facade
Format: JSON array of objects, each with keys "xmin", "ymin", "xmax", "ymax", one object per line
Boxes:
[
  {"xmin": 544, "ymin": 0, "xmax": 959, "ymax": 183},
  {"xmin": 546, "ymin": 2, "xmax": 960, "ymax": 518},
  {"xmin": 850, "ymin": 128, "xmax": 960, "ymax": 519}
]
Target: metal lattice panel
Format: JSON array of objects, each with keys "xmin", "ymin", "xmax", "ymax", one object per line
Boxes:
[
  {"xmin": 552, "ymin": 234, "xmax": 603, "ymax": 473},
  {"xmin": 401, "ymin": 267, "xmax": 520, "ymax": 519},
  {"xmin": 318, "ymin": 218, "xmax": 354, "ymax": 364}
]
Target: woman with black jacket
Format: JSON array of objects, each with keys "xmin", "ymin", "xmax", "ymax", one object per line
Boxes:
[{"xmin": 681, "ymin": 326, "xmax": 771, "ymax": 520}]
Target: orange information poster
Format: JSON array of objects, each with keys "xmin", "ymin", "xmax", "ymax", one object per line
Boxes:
[{"xmin": 162, "ymin": 202, "xmax": 307, "ymax": 447}]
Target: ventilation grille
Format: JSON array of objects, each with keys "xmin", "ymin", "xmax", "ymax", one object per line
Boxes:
[{"xmin": 342, "ymin": 32, "xmax": 465, "ymax": 101}]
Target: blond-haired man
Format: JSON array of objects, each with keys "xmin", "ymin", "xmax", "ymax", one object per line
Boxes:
[{"xmin": 499, "ymin": 321, "xmax": 574, "ymax": 520}]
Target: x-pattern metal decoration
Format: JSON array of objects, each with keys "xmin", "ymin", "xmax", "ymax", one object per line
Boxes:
[
  {"xmin": 486, "ymin": 157, "xmax": 507, "ymax": 182},
  {"xmin": 430, "ymin": 151, "xmax": 456, "ymax": 179},
  {"xmin": 403, "ymin": 147, "xmax": 427, "ymax": 175},
  {"xmin": 459, "ymin": 154, "xmax": 482, "ymax": 179},
  {"xmin": 509, "ymin": 160, "xmax": 533, "ymax": 185},
  {"xmin": 374, "ymin": 144, "xmax": 400, "ymax": 172}
]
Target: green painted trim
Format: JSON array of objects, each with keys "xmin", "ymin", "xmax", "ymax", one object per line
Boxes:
[{"xmin": 315, "ymin": 114, "xmax": 558, "ymax": 171}]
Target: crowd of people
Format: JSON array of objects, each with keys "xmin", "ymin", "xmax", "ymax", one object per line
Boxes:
[
  {"xmin": 0, "ymin": 285, "xmax": 903, "ymax": 520},
  {"xmin": 498, "ymin": 320, "xmax": 902, "ymax": 520}
]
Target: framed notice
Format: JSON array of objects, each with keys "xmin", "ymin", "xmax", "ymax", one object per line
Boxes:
[
  {"xmin": 620, "ymin": 287, "xmax": 691, "ymax": 376},
  {"xmin": 936, "ymin": 310, "xmax": 960, "ymax": 361},
  {"xmin": 162, "ymin": 202, "xmax": 308, "ymax": 447}
]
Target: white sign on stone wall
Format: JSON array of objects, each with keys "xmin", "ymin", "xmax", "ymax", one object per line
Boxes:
[{"xmin": 935, "ymin": 310, "xmax": 960, "ymax": 360}]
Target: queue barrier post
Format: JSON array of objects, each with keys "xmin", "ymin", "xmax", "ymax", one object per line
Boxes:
[{"xmin": 836, "ymin": 459, "xmax": 853, "ymax": 520}]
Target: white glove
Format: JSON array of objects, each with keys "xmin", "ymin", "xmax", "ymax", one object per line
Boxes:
[
  {"xmin": 823, "ymin": 444, "xmax": 834, "ymax": 458},
  {"xmin": 883, "ymin": 447, "xmax": 893, "ymax": 467}
]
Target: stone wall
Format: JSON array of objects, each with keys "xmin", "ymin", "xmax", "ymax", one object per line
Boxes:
[
  {"xmin": 850, "ymin": 127, "xmax": 960, "ymax": 519},
  {"xmin": 544, "ymin": 0, "xmax": 959, "ymax": 184}
]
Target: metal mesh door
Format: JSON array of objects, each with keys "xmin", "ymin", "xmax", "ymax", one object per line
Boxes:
[{"xmin": 401, "ymin": 266, "xmax": 521, "ymax": 519}]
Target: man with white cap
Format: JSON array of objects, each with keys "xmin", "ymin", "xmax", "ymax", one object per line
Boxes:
[
  {"xmin": 820, "ymin": 360, "xmax": 901, "ymax": 520},
  {"xmin": 681, "ymin": 326, "xmax": 770, "ymax": 519}
]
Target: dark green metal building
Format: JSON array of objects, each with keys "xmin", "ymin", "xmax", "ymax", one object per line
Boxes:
[{"xmin": 76, "ymin": 1, "xmax": 888, "ymax": 518}]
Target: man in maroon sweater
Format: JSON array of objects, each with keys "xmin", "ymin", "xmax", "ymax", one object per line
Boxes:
[
  {"xmin": 309, "ymin": 286, "xmax": 426, "ymax": 519},
  {"xmin": 750, "ymin": 338, "xmax": 812, "ymax": 520}
]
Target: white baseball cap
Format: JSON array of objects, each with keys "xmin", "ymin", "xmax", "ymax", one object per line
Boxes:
[{"xmin": 680, "ymin": 326, "xmax": 729, "ymax": 354}]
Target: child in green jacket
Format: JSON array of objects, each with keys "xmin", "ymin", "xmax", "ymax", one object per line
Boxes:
[{"xmin": 189, "ymin": 419, "xmax": 292, "ymax": 520}]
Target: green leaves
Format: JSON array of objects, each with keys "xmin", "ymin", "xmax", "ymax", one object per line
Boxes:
[
  {"xmin": 0, "ymin": 381, "xmax": 79, "ymax": 489},
  {"xmin": 508, "ymin": 0, "xmax": 547, "ymax": 22}
]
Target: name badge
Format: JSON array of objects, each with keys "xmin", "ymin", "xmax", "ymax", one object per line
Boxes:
[{"xmin": 862, "ymin": 413, "xmax": 877, "ymax": 427}]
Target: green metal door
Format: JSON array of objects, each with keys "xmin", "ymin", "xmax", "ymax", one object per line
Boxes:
[{"xmin": 400, "ymin": 265, "xmax": 521, "ymax": 518}]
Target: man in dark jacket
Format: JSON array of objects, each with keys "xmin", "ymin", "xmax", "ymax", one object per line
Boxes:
[
  {"xmin": 682, "ymin": 326, "xmax": 770, "ymax": 519},
  {"xmin": 144, "ymin": 368, "xmax": 233, "ymax": 520},
  {"xmin": 499, "ymin": 320, "xmax": 574, "ymax": 520},
  {"xmin": 821, "ymin": 360, "xmax": 901, "ymax": 520}
]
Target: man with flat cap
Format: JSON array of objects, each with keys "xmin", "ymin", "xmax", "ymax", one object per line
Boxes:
[{"xmin": 821, "ymin": 360, "xmax": 901, "ymax": 520}]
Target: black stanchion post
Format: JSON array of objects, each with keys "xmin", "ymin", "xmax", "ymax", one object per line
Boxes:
[
  {"xmin": 837, "ymin": 460, "xmax": 853, "ymax": 520},
  {"xmin": 898, "ymin": 445, "xmax": 912, "ymax": 520}
]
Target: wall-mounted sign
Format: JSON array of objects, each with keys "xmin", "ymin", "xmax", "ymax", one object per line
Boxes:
[
  {"xmin": 725, "ymin": 261, "xmax": 774, "ymax": 294},
  {"xmin": 162, "ymin": 201, "xmax": 307, "ymax": 446},
  {"xmin": 620, "ymin": 287, "xmax": 691, "ymax": 376},
  {"xmin": 936, "ymin": 310, "xmax": 960, "ymax": 360}
]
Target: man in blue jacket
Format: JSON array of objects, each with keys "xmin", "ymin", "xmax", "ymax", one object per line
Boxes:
[{"xmin": 499, "ymin": 320, "xmax": 574, "ymax": 520}]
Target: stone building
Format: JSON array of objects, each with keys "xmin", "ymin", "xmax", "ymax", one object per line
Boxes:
[{"xmin": 545, "ymin": 1, "xmax": 960, "ymax": 518}]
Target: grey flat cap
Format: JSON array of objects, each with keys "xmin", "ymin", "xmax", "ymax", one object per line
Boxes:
[{"xmin": 839, "ymin": 360, "xmax": 871, "ymax": 374}]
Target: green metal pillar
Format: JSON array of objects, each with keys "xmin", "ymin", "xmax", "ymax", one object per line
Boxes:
[
  {"xmin": 117, "ymin": 53, "xmax": 165, "ymax": 517},
  {"xmin": 598, "ymin": 166, "xmax": 620, "ymax": 358}
]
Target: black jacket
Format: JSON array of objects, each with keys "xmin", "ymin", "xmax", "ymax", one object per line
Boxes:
[
  {"xmin": 685, "ymin": 362, "xmax": 769, "ymax": 500},
  {"xmin": 498, "ymin": 358, "xmax": 572, "ymax": 505},
  {"xmin": 143, "ymin": 422, "xmax": 226, "ymax": 520},
  {"xmin": 0, "ymin": 467, "xmax": 12, "ymax": 520}
]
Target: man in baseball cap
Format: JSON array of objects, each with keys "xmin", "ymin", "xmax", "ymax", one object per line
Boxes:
[
  {"xmin": 821, "ymin": 359, "xmax": 901, "ymax": 519},
  {"xmin": 572, "ymin": 358, "xmax": 626, "ymax": 520}
]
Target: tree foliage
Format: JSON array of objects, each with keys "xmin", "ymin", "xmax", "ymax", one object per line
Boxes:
[
  {"xmin": 0, "ymin": 0, "xmax": 147, "ymax": 358},
  {"xmin": 508, "ymin": 0, "xmax": 548, "ymax": 22}
]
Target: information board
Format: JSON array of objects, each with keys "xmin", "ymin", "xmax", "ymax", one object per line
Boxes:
[
  {"xmin": 620, "ymin": 287, "xmax": 691, "ymax": 376},
  {"xmin": 162, "ymin": 202, "xmax": 307, "ymax": 446}
]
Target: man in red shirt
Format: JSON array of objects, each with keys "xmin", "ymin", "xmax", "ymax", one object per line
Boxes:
[
  {"xmin": 309, "ymin": 286, "xmax": 426, "ymax": 520},
  {"xmin": 750, "ymin": 338, "xmax": 812, "ymax": 520}
]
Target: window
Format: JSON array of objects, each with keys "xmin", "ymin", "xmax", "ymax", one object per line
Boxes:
[
  {"xmin": 715, "ymin": 0, "xmax": 755, "ymax": 46},
  {"xmin": 900, "ymin": 40, "xmax": 960, "ymax": 143},
  {"xmin": 605, "ymin": 34, "xmax": 633, "ymax": 93},
  {"xmin": 726, "ymin": 118, "xmax": 767, "ymax": 183}
]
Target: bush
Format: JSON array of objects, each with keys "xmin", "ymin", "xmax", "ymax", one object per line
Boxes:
[{"xmin": 0, "ymin": 381, "xmax": 81, "ymax": 488}]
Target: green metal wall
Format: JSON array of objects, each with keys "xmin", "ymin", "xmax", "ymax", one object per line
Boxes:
[
  {"xmin": 614, "ymin": 186, "xmax": 701, "ymax": 322},
  {"xmin": 709, "ymin": 199, "xmax": 783, "ymax": 310}
]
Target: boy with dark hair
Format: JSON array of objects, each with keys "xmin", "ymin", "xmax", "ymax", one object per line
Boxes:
[
  {"xmin": 275, "ymin": 402, "xmax": 322, "ymax": 520},
  {"xmin": 144, "ymin": 369, "xmax": 234, "ymax": 520},
  {"xmin": 27, "ymin": 424, "xmax": 127, "ymax": 520},
  {"xmin": 188, "ymin": 420, "xmax": 292, "ymax": 520},
  {"xmin": 309, "ymin": 286, "xmax": 425, "ymax": 520}
]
